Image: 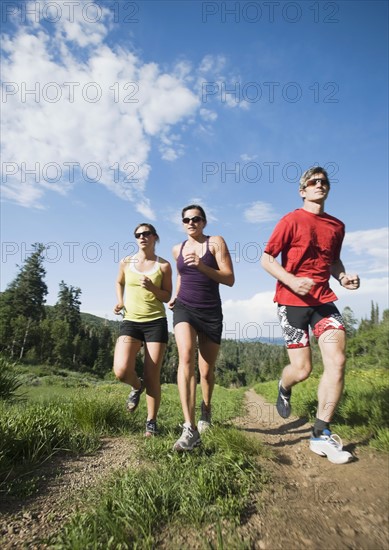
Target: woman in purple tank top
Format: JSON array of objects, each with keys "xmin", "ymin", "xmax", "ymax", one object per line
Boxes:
[{"xmin": 168, "ymin": 205, "xmax": 235, "ymax": 452}]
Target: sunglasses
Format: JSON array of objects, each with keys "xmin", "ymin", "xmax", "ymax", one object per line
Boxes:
[
  {"xmin": 305, "ymin": 178, "xmax": 329, "ymax": 187},
  {"xmin": 135, "ymin": 230, "xmax": 153, "ymax": 239},
  {"xmin": 182, "ymin": 216, "xmax": 204, "ymax": 224}
]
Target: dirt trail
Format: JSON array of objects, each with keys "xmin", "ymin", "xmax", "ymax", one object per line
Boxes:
[
  {"xmin": 1, "ymin": 391, "xmax": 388, "ymax": 549},
  {"xmin": 0, "ymin": 437, "xmax": 137, "ymax": 549},
  {"xmin": 235, "ymin": 389, "xmax": 389, "ymax": 550}
]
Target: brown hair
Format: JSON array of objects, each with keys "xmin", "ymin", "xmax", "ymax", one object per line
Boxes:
[
  {"xmin": 299, "ymin": 166, "xmax": 330, "ymax": 190},
  {"xmin": 181, "ymin": 204, "xmax": 207, "ymax": 227},
  {"xmin": 133, "ymin": 223, "xmax": 160, "ymax": 243}
]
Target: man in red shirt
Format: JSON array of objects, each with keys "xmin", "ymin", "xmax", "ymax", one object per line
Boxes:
[{"xmin": 261, "ymin": 166, "xmax": 360, "ymax": 464}]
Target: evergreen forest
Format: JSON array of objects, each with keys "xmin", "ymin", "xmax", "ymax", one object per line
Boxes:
[{"xmin": 1, "ymin": 244, "xmax": 388, "ymax": 385}]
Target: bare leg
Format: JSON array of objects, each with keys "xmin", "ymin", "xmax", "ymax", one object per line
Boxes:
[
  {"xmin": 317, "ymin": 329, "xmax": 346, "ymax": 422},
  {"xmin": 113, "ymin": 335, "xmax": 142, "ymax": 388},
  {"xmin": 198, "ymin": 333, "xmax": 220, "ymax": 415},
  {"xmin": 143, "ymin": 342, "xmax": 166, "ymax": 421},
  {"xmin": 174, "ymin": 322, "xmax": 197, "ymax": 426},
  {"xmin": 281, "ymin": 346, "xmax": 313, "ymax": 390}
]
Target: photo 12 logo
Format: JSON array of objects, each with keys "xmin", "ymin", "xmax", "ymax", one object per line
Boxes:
[
  {"xmin": 1, "ymin": 241, "xmax": 140, "ymax": 265},
  {"xmin": 1, "ymin": 161, "xmax": 140, "ymax": 184},
  {"xmin": 2, "ymin": 2, "xmax": 140, "ymax": 24},
  {"xmin": 201, "ymin": 2, "xmax": 340, "ymax": 24},
  {"xmin": 201, "ymin": 81, "xmax": 339, "ymax": 105},
  {"xmin": 1, "ymin": 81, "xmax": 139, "ymax": 104},
  {"xmin": 201, "ymin": 161, "xmax": 339, "ymax": 184}
]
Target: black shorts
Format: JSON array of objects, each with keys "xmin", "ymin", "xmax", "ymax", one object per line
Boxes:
[
  {"xmin": 277, "ymin": 303, "xmax": 345, "ymax": 349},
  {"xmin": 119, "ymin": 317, "xmax": 168, "ymax": 343},
  {"xmin": 173, "ymin": 298, "xmax": 223, "ymax": 345}
]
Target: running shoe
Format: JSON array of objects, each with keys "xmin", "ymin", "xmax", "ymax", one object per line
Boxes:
[
  {"xmin": 309, "ymin": 429, "xmax": 353, "ymax": 464},
  {"xmin": 145, "ymin": 419, "xmax": 158, "ymax": 437},
  {"xmin": 198, "ymin": 401, "xmax": 212, "ymax": 434},
  {"xmin": 173, "ymin": 424, "xmax": 201, "ymax": 452},
  {"xmin": 276, "ymin": 380, "xmax": 292, "ymax": 418},
  {"xmin": 126, "ymin": 379, "xmax": 144, "ymax": 413}
]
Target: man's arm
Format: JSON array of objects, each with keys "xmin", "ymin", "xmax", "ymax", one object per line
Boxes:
[
  {"xmin": 331, "ymin": 259, "xmax": 360, "ymax": 290},
  {"xmin": 261, "ymin": 252, "xmax": 315, "ymax": 296}
]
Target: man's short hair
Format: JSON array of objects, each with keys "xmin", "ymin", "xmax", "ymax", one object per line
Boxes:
[{"xmin": 299, "ymin": 166, "xmax": 330, "ymax": 190}]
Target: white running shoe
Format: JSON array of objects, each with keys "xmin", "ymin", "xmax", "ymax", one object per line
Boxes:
[
  {"xmin": 310, "ymin": 429, "xmax": 353, "ymax": 464},
  {"xmin": 173, "ymin": 423, "xmax": 201, "ymax": 452}
]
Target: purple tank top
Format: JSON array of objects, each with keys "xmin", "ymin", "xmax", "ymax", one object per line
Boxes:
[{"xmin": 177, "ymin": 237, "xmax": 221, "ymax": 309}]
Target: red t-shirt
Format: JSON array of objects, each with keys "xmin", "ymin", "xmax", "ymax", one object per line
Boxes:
[{"xmin": 264, "ymin": 208, "xmax": 345, "ymax": 306}]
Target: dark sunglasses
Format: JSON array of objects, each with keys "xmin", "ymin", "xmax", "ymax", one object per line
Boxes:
[
  {"xmin": 305, "ymin": 178, "xmax": 329, "ymax": 187},
  {"xmin": 135, "ymin": 230, "xmax": 153, "ymax": 239},
  {"xmin": 182, "ymin": 216, "xmax": 204, "ymax": 224}
]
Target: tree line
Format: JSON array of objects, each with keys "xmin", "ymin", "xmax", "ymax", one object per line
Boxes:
[{"xmin": 0, "ymin": 244, "xmax": 387, "ymax": 385}]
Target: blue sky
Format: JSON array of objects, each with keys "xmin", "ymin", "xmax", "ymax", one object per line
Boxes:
[{"xmin": 1, "ymin": 0, "xmax": 388, "ymax": 341}]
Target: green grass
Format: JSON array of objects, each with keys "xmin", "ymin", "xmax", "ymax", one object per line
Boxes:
[
  {"xmin": 1, "ymin": 376, "xmax": 269, "ymax": 548},
  {"xmin": 253, "ymin": 367, "xmax": 389, "ymax": 450},
  {"xmin": 0, "ymin": 384, "xmax": 141, "ymax": 482},
  {"xmin": 3, "ymin": 360, "xmax": 388, "ymax": 548},
  {"xmin": 49, "ymin": 396, "xmax": 268, "ymax": 549}
]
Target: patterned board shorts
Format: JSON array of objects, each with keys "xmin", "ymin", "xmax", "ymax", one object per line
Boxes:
[{"xmin": 277, "ymin": 303, "xmax": 345, "ymax": 349}]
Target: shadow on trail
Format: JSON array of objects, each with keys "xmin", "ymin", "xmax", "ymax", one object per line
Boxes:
[
  {"xmin": 236, "ymin": 415, "xmax": 313, "ymax": 449},
  {"xmin": 238, "ymin": 416, "xmax": 310, "ymax": 435}
]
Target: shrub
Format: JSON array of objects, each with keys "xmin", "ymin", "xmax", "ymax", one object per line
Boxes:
[{"xmin": 0, "ymin": 356, "xmax": 23, "ymax": 402}]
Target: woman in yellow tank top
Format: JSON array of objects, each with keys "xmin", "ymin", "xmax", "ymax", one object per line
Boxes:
[{"xmin": 113, "ymin": 223, "xmax": 172, "ymax": 437}]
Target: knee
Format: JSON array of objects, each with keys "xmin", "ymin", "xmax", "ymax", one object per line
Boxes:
[
  {"xmin": 113, "ymin": 364, "xmax": 126, "ymax": 382},
  {"xmin": 330, "ymin": 359, "xmax": 346, "ymax": 383},
  {"xmin": 326, "ymin": 351, "xmax": 346, "ymax": 376},
  {"xmin": 178, "ymin": 358, "xmax": 194, "ymax": 374},
  {"xmin": 335, "ymin": 351, "xmax": 346, "ymax": 369},
  {"xmin": 178, "ymin": 349, "xmax": 194, "ymax": 368},
  {"xmin": 200, "ymin": 366, "xmax": 214, "ymax": 383},
  {"xmin": 294, "ymin": 363, "xmax": 312, "ymax": 382}
]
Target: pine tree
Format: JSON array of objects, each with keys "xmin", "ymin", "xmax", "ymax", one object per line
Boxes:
[
  {"xmin": 0, "ymin": 243, "xmax": 47, "ymax": 357},
  {"xmin": 342, "ymin": 306, "xmax": 358, "ymax": 337},
  {"xmin": 52, "ymin": 281, "xmax": 82, "ymax": 365}
]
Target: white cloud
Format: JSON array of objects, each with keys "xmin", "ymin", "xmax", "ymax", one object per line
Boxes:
[
  {"xmin": 196, "ymin": 55, "xmax": 249, "ymax": 111},
  {"xmin": 344, "ymin": 228, "xmax": 388, "ymax": 274},
  {"xmin": 336, "ymin": 276, "xmax": 389, "ymax": 318},
  {"xmin": 1, "ymin": 2, "xmax": 205, "ymax": 216},
  {"xmin": 198, "ymin": 54, "xmax": 227, "ymax": 75},
  {"xmin": 244, "ymin": 202, "xmax": 279, "ymax": 224},
  {"xmin": 222, "ymin": 292, "xmax": 282, "ymax": 341},
  {"xmin": 200, "ymin": 108, "xmax": 218, "ymax": 122},
  {"xmin": 240, "ymin": 153, "xmax": 258, "ymax": 162}
]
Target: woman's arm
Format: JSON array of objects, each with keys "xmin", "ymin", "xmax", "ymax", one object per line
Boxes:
[
  {"xmin": 140, "ymin": 260, "xmax": 172, "ymax": 302},
  {"xmin": 168, "ymin": 244, "xmax": 181, "ymax": 308},
  {"xmin": 113, "ymin": 258, "xmax": 126, "ymax": 314},
  {"xmin": 184, "ymin": 235, "xmax": 235, "ymax": 287}
]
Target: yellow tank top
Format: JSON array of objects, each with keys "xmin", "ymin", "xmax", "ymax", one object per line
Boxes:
[{"xmin": 123, "ymin": 256, "xmax": 166, "ymax": 322}]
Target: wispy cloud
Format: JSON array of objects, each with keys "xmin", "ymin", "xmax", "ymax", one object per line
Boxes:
[
  {"xmin": 244, "ymin": 201, "xmax": 279, "ymax": 224},
  {"xmin": 344, "ymin": 228, "xmax": 388, "ymax": 274}
]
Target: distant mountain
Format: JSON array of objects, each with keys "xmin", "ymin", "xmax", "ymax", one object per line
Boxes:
[
  {"xmin": 80, "ymin": 312, "xmax": 120, "ymax": 332},
  {"xmin": 44, "ymin": 305, "xmax": 120, "ymax": 333}
]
